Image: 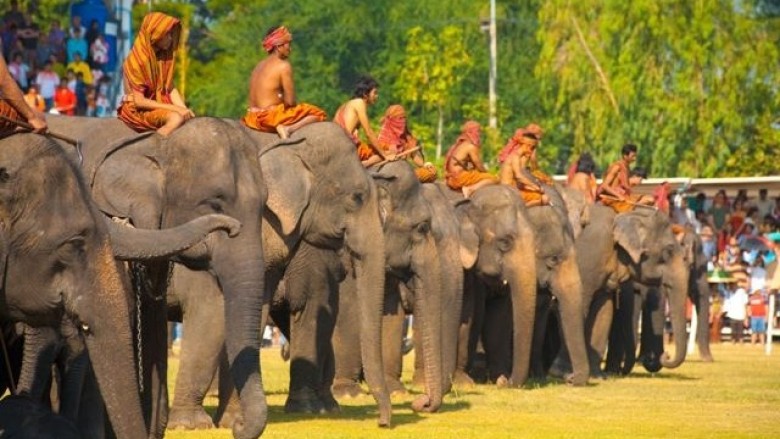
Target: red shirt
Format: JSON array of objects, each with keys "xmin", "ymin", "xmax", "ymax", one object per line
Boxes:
[
  {"xmin": 748, "ymin": 293, "xmax": 767, "ymax": 318},
  {"xmin": 54, "ymin": 87, "xmax": 76, "ymax": 115}
]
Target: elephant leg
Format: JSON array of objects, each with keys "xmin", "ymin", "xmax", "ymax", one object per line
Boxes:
[
  {"xmin": 466, "ymin": 276, "xmax": 488, "ymax": 383},
  {"xmin": 452, "ymin": 271, "xmax": 476, "ymax": 388},
  {"xmin": 640, "ymin": 288, "xmax": 665, "ymax": 373},
  {"xmin": 585, "ymin": 289, "xmax": 613, "ymax": 379},
  {"xmin": 332, "ymin": 270, "xmax": 364, "ymax": 399},
  {"xmin": 482, "ymin": 291, "xmax": 512, "ymax": 384},
  {"xmin": 693, "ymin": 278, "xmax": 714, "ymax": 362},
  {"xmin": 168, "ymin": 267, "xmax": 224, "ymax": 430},
  {"xmin": 382, "ymin": 282, "xmax": 406, "ymax": 395}
]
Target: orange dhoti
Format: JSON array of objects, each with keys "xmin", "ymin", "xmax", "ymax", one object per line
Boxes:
[
  {"xmin": 600, "ymin": 193, "xmax": 643, "ymax": 213},
  {"xmin": 118, "ymin": 99, "xmax": 175, "ymax": 132},
  {"xmin": 519, "ymin": 188, "xmax": 545, "ymax": 205},
  {"xmin": 415, "ymin": 166, "xmax": 438, "ymax": 183},
  {"xmin": 446, "ymin": 170, "xmax": 497, "ymax": 191},
  {"xmin": 532, "ymin": 169, "xmax": 554, "ymax": 186},
  {"xmin": 0, "ymin": 101, "xmax": 24, "ymax": 137},
  {"xmin": 357, "ymin": 142, "xmax": 376, "ymax": 161},
  {"xmin": 242, "ymin": 103, "xmax": 327, "ymax": 133}
]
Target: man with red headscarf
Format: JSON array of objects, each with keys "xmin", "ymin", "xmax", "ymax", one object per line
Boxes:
[
  {"xmin": 499, "ymin": 129, "xmax": 550, "ymax": 207},
  {"xmin": 444, "ymin": 120, "xmax": 497, "ymax": 197},
  {"xmin": 242, "ymin": 25, "xmax": 326, "ymax": 139},
  {"xmin": 118, "ymin": 12, "xmax": 194, "ymax": 136},
  {"xmin": 0, "ymin": 51, "xmax": 47, "ymax": 137},
  {"xmin": 377, "ymin": 104, "xmax": 437, "ymax": 182}
]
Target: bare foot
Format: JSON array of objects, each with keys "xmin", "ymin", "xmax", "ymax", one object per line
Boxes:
[
  {"xmin": 276, "ymin": 124, "xmax": 290, "ymax": 139},
  {"xmin": 462, "ymin": 186, "xmax": 472, "ymax": 198}
]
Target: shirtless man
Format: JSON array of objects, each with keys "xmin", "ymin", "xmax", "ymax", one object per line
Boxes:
[
  {"xmin": 0, "ymin": 51, "xmax": 47, "ymax": 136},
  {"xmin": 567, "ymin": 152, "xmax": 598, "ymax": 203},
  {"xmin": 597, "ymin": 143, "xmax": 654, "ymax": 212},
  {"xmin": 444, "ymin": 120, "xmax": 497, "ymax": 197},
  {"xmin": 499, "ymin": 129, "xmax": 550, "ymax": 207},
  {"xmin": 242, "ymin": 26, "xmax": 326, "ymax": 138},
  {"xmin": 333, "ymin": 76, "xmax": 391, "ymax": 167}
]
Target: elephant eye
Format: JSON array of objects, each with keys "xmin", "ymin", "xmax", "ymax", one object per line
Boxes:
[
  {"xmin": 660, "ymin": 245, "xmax": 674, "ymax": 263},
  {"xmin": 497, "ymin": 236, "xmax": 514, "ymax": 253},
  {"xmin": 351, "ymin": 192, "xmax": 364, "ymax": 208},
  {"xmin": 57, "ymin": 235, "xmax": 87, "ymax": 266},
  {"xmin": 415, "ymin": 221, "xmax": 430, "ymax": 236},
  {"xmin": 203, "ymin": 198, "xmax": 225, "ymax": 213}
]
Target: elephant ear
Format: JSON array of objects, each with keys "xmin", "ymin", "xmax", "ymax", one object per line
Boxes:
[
  {"xmin": 613, "ymin": 213, "xmax": 648, "ymax": 264},
  {"xmin": 260, "ymin": 148, "xmax": 312, "ymax": 236},
  {"xmin": 457, "ymin": 201, "xmax": 479, "ymax": 270},
  {"xmin": 370, "ymin": 173, "xmax": 396, "ymax": 226},
  {"xmin": 0, "ymin": 167, "xmax": 12, "ymax": 287}
]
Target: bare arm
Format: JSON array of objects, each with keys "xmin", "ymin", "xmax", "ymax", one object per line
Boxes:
[
  {"xmin": 355, "ymin": 103, "xmax": 386, "ymax": 159},
  {"xmin": 466, "ymin": 144, "xmax": 488, "ymax": 172},
  {"xmin": 599, "ymin": 164, "xmax": 625, "ymax": 199},
  {"xmin": 279, "ymin": 62, "xmax": 296, "ymax": 107},
  {"xmin": 516, "ymin": 154, "xmax": 543, "ymax": 192},
  {"xmin": 170, "ymin": 88, "xmax": 194, "ymax": 118},
  {"xmin": 0, "ymin": 54, "xmax": 46, "ymax": 132}
]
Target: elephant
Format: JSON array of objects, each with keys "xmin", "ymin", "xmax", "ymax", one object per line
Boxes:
[
  {"xmin": 450, "ymin": 183, "xmax": 589, "ymax": 388},
  {"xmin": 45, "ymin": 115, "xmax": 267, "ymax": 439},
  {"xmin": 331, "ymin": 164, "xmax": 459, "ymax": 413},
  {"xmin": 0, "ymin": 395, "xmax": 80, "ymax": 439},
  {"xmin": 164, "ymin": 121, "xmax": 391, "ymax": 429},
  {"xmin": 550, "ymin": 199, "xmax": 690, "ymax": 378}
]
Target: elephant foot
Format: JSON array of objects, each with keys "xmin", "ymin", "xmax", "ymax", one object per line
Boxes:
[
  {"xmin": 699, "ymin": 352, "xmax": 714, "ymax": 362},
  {"xmin": 285, "ymin": 387, "xmax": 326, "ymax": 414},
  {"xmin": 642, "ymin": 355, "xmax": 662, "ymax": 373},
  {"xmin": 495, "ymin": 374, "xmax": 509, "ymax": 388},
  {"xmin": 451, "ymin": 370, "xmax": 475, "ymax": 389},
  {"xmin": 591, "ymin": 369, "xmax": 609, "ymax": 379},
  {"xmin": 564, "ymin": 372, "xmax": 589, "ymax": 386},
  {"xmin": 386, "ymin": 378, "xmax": 408, "ymax": 397},
  {"xmin": 317, "ymin": 389, "xmax": 341, "ymax": 414},
  {"xmin": 331, "ymin": 380, "xmax": 364, "ymax": 399},
  {"xmin": 167, "ymin": 406, "xmax": 214, "ymax": 430},
  {"xmin": 216, "ymin": 405, "xmax": 242, "ymax": 430}
]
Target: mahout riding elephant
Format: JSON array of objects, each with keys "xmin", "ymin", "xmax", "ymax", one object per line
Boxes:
[
  {"xmin": 550, "ymin": 198, "xmax": 689, "ymax": 378},
  {"xmin": 165, "ymin": 122, "xmax": 391, "ymax": 428},
  {"xmin": 448, "ymin": 183, "xmax": 589, "ymax": 387},
  {"xmin": 331, "ymin": 164, "xmax": 460, "ymax": 413},
  {"xmin": 604, "ymin": 226, "xmax": 710, "ymax": 375},
  {"xmin": 45, "ymin": 115, "xmax": 267, "ymax": 439}
]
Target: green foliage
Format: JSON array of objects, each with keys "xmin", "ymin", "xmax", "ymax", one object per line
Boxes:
[{"xmin": 18, "ymin": 0, "xmax": 70, "ymax": 26}]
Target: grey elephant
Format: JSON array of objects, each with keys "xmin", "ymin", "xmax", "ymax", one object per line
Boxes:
[
  {"xmin": 46, "ymin": 115, "xmax": 267, "ymax": 439},
  {"xmin": 550, "ymin": 200, "xmax": 689, "ymax": 378},
  {"xmin": 164, "ymin": 122, "xmax": 392, "ymax": 428},
  {"xmin": 0, "ymin": 395, "xmax": 80, "ymax": 439},
  {"xmin": 451, "ymin": 183, "xmax": 589, "ymax": 387},
  {"xmin": 331, "ymin": 163, "xmax": 460, "ymax": 413}
]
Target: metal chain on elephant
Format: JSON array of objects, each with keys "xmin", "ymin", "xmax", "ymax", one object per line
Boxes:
[{"xmin": 131, "ymin": 262, "xmax": 145, "ymax": 393}]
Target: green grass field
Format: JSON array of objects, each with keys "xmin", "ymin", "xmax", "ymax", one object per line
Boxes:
[{"xmin": 166, "ymin": 342, "xmax": 780, "ymax": 439}]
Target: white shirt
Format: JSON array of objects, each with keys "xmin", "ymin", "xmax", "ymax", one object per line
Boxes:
[
  {"xmin": 35, "ymin": 70, "xmax": 60, "ymax": 99},
  {"xmin": 725, "ymin": 288, "xmax": 748, "ymax": 320}
]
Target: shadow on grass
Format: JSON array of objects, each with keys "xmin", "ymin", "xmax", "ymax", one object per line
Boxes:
[{"xmin": 626, "ymin": 371, "xmax": 699, "ymax": 381}]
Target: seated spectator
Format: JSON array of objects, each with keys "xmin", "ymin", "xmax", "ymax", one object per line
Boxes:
[
  {"xmin": 16, "ymin": 13, "xmax": 39, "ymax": 69},
  {"xmin": 47, "ymin": 20, "xmax": 66, "ymax": 60},
  {"xmin": 90, "ymin": 33, "xmax": 108, "ymax": 72},
  {"xmin": 66, "ymin": 28, "xmax": 87, "ymax": 63},
  {"xmin": 35, "ymin": 60, "xmax": 60, "ymax": 109},
  {"xmin": 69, "ymin": 15, "xmax": 86, "ymax": 39},
  {"xmin": 85, "ymin": 19, "xmax": 100, "ymax": 49},
  {"xmin": 65, "ymin": 69, "xmax": 76, "ymax": 91},
  {"xmin": 95, "ymin": 88, "xmax": 110, "ymax": 117},
  {"xmin": 23, "ymin": 83, "xmax": 45, "ymax": 112},
  {"xmin": 7, "ymin": 51, "xmax": 29, "ymax": 90},
  {"xmin": 66, "ymin": 51, "xmax": 92, "ymax": 85},
  {"xmin": 53, "ymin": 77, "xmax": 76, "ymax": 115}
]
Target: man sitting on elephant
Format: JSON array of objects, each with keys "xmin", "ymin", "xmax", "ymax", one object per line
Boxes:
[
  {"xmin": 0, "ymin": 52, "xmax": 47, "ymax": 136},
  {"xmin": 377, "ymin": 104, "xmax": 436, "ymax": 182},
  {"xmin": 242, "ymin": 25, "xmax": 327, "ymax": 139},
  {"xmin": 117, "ymin": 12, "xmax": 195, "ymax": 137},
  {"xmin": 333, "ymin": 76, "xmax": 392, "ymax": 167},
  {"xmin": 597, "ymin": 143, "xmax": 655, "ymax": 212},
  {"xmin": 566, "ymin": 152, "xmax": 598, "ymax": 204},
  {"xmin": 498, "ymin": 128, "xmax": 550, "ymax": 207},
  {"xmin": 444, "ymin": 120, "xmax": 497, "ymax": 197}
]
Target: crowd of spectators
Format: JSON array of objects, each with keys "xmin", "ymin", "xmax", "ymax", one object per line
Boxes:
[
  {"xmin": 669, "ymin": 188, "xmax": 780, "ymax": 344},
  {"xmin": 3, "ymin": 1, "xmax": 114, "ymax": 118}
]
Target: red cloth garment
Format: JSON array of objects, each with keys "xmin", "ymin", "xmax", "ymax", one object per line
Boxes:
[
  {"xmin": 653, "ymin": 182, "xmax": 671, "ymax": 214},
  {"xmin": 497, "ymin": 128, "xmax": 526, "ymax": 163},
  {"xmin": 263, "ymin": 26, "xmax": 292, "ymax": 53},
  {"xmin": 525, "ymin": 123, "xmax": 543, "ymax": 140},
  {"xmin": 377, "ymin": 104, "xmax": 408, "ymax": 153},
  {"xmin": 444, "ymin": 120, "xmax": 481, "ymax": 167}
]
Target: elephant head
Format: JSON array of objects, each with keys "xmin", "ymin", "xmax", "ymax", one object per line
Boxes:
[
  {"xmin": 254, "ymin": 122, "xmax": 391, "ymax": 426},
  {"xmin": 0, "ymin": 136, "xmax": 147, "ymax": 439},
  {"xmin": 457, "ymin": 185, "xmax": 538, "ymax": 387},
  {"xmin": 612, "ymin": 209, "xmax": 689, "ymax": 369}
]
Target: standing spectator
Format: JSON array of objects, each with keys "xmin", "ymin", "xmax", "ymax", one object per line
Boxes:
[
  {"xmin": 729, "ymin": 198, "xmax": 748, "ymax": 232},
  {"xmin": 74, "ymin": 72, "xmax": 87, "ymax": 116},
  {"xmin": 724, "ymin": 279, "xmax": 749, "ymax": 344},
  {"xmin": 66, "ymin": 28, "xmax": 87, "ymax": 63},
  {"xmin": 7, "ymin": 52, "xmax": 29, "ymax": 90},
  {"xmin": 16, "ymin": 13, "xmax": 39, "ymax": 69},
  {"xmin": 85, "ymin": 85, "xmax": 96, "ymax": 116},
  {"xmin": 2, "ymin": 1, "xmax": 24, "ymax": 29},
  {"xmin": 35, "ymin": 30, "xmax": 52, "ymax": 68},
  {"xmin": 47, "ymin": 53, "xmax": 66, "ymax": 77},
  {"xmin": 66, "ymin": 52, "xmax": 92, "ymax": 85},
  {"xmin": 771, "ymin": 197, "xmax": 780, "ymax": 224},
  {"xmin": 69, "ymin": 15, "xmax": 86, "ymax": 40},
  {"xmin": 708, "ymin": 190, "xmax": 730, "ymax": 232},
  {"xmin": 35, "ymin": 60, "xmax": 59, "ymax": 109},
  {"xmin": 53, "ymin": 77, "xmax": 76, "ymax": 115},
  {"xmin": 700, "ymin": 224, "xmax": 718, "ymax": 261},
  {"xmin": 65, "ymin": 69, "xmax": 76, "ymax": 92},
  {"xmin": 85, "ymin": 19, "xmax": 100, "ymax": 50},
  {"xmin": 89, "ymin": 33, "xmax": 108, "ymax": 72},
  {"xmin": 755, "ymin": 189, "xmax": 773, "ymax": 219},
  {"xmin": 47, "ymin": 21, "xmax": 66, "ymax": 61},
  {"xmin": 23, "ymin": 83, "xmax": 45, "ymax": 112},
  {"xmin": 747, "ymin": 289, "xmax": 768, "ymax": 345}
]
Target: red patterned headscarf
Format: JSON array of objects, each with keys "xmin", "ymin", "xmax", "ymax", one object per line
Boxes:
[
  {"xmin": 263, "ymin": 26, "xmax": 292, "ymax": 53},
  {"xmin": 497, "ymin": 128, "xmax": 526, "ymax": 163},
  {"xmin": 123, "ymin": 12, "xmax": 181, "ymax": 101},
  {"xmin": 445, "ymin": 120, "xmax": 482, "ymax": 164},
  {"xmin": 377, "ymin": 105, "xmax": 408, "ymax": 153}
]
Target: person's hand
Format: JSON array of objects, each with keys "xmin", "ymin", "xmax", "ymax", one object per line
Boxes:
[
  {"xmin": 28, "ymin": 115, "xmax": 48, "ymax": 134},
  {"xmin": 423, "ymin": 162, "xmax": 435, "ymax": 169},
  {"xmin": 384, "ymin": 152, "xmax": 398, "ymax": 162},
  {"xmin": 176, "ymin": 107, "xmax": 195, "ymax": 121}
]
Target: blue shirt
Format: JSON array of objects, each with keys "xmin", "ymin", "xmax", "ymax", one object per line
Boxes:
[{"xmin": 66, "ymin": 37, "xmax": 88, "ymax": 63}]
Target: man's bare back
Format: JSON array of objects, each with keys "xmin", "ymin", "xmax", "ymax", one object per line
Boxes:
[
  {"xmin": 248, "ymin": 56, "xmax": 293, "ymax": 109},
  {"xmin": 335, "ymin": 98, "xmax": 365, "ymax": 134}
]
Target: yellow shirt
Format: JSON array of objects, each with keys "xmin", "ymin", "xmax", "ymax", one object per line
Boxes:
[{"xmin": 66, "ymin": 60, "xmax": 93, "ymax": 85}]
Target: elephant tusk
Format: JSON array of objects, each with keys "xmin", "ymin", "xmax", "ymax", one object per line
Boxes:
[{"xmin": 502, "ymin": 279, "xmax": 509, "ymax": 286}]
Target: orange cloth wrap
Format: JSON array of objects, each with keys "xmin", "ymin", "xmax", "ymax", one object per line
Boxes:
[
  {"xmin": 415, "ymin": 166, "xmax": 438, "ymax": 183},
  {"xmin": 0, "ymin": 101, "xmax": 23, "ymax": 137},
  {"xmin": 600, "ymin": 193, "xmax": 643, "ymax": 213},
  {"xmin": 241, "ymin": 103, "xmax": 327, "ymax": 133},
  {"xmin": 519, "ymin": 188, "xmax": 545, "ymax": 205},
  {"xmin": 532, "ymin": 169, "xmax": 554, "ymax": 186},
  {"xmin": 118, "ymin": 12, "xmax": 181, "ymax": 132},
  {"xmin": 446, "ymin": 170, "xmax": 496, "ymax": 191},
  {"xmin": 357, "ymin": 142, "xmax": 375, "ymax": 161}
]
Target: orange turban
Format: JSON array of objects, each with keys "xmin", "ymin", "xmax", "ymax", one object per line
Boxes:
[
  {"xmin": 497, "ymin": 128, "xmax": 526, "ymax": 163},
  {"xmin": 123, "ymin": 12, "xmax": 181, "ymax": 102},
  {"xmin": 525, "ymin": 123, "xmax": 543, "ymax": 140},
  {"xmin": 263, "ymin": 26, "xmax": 292, "ymax": 53},
  {"xmin": 377, "ymin": 105, "xmax": 408, "ymax": 153}
]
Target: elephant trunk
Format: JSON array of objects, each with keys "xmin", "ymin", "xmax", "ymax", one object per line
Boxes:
[
  {"xmin": 210, "ymin": 233, "xmax": 267, "ymax": 439},
  {"xmin": 506, "ymin": 230, "xmax": 538, "ymax": 387},
  {"xmin": 81, "ymin": 242, "xmax": 147, "ymax": 439},
  {"xmin": 661, "ymin": 253, "xmax": 689, "ymax": 369},
  {"xmin": 345, "ymin": 184, "xmax": 391, "ymax": 427},
  {"xmin": 410, "ymin": 236, "xmax": 443, "ymax": 413},
  {"xmin": 108, "ymin": 214, "xmax": 241, "ymax": 260},
  {"xmin": 438, "ymin": 239, "xmax": 464, "ymax": 393},
  {"xmin": 551, "ymin": 250, "xmax": 589, "ymax": 385}
]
